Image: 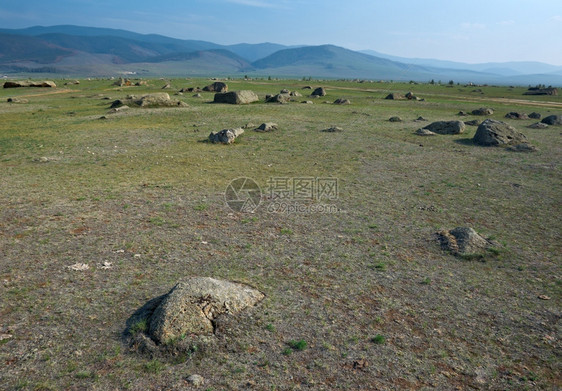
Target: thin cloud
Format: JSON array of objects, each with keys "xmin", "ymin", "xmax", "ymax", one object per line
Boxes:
[
  {"xmin": 461, "ymin": 22, "xmax": 486, "ymax": 30},
  {"xmin": 498, "ymin": 20, "xmax": 515, "ymax": 26},
  {"xmin": 550, "ymin": 15, "xmax": 562, "ymax": 22}
]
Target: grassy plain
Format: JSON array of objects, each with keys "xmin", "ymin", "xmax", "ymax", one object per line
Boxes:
[{"xmin": 0, "ymin": 78, "xmax": 561, "ymax": 390}]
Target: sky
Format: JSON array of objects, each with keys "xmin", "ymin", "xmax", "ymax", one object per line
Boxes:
[{"xmin": 1, "ymin": 0, "xmax": 562, "ymax": 65}]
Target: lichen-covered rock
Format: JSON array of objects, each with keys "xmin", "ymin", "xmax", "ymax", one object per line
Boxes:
[
  {"xmin": 255, "ymin": 123, "xmax": 278, "ymax": 132},
  {"xmin": 473, "ymin": 119, "xmax": 529, "ymax": 146},
  {"xmin": 208, "ymin": 128, "xmax": 244, "ymax": 144},
  {"xmin": 423, "ymin": 120, "xmax": 465, "ymax": 135},
  {"xmin": 214, "ymin": 90, "xmax": 258, "ymax": 104},
  {"xmin": 437, "ymin": 227, "xmax": 494, "ymax": 256},
  {"xmin": 148, "ymin": 277, "xmax": 264, "ymax": 344}
]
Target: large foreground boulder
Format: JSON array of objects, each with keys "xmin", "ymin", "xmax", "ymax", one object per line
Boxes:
[
  {"xmin": 203, "ymin": 82, "xmax": 228, "ymax": 93},
  {"xmin": 209, "ymin": 128, "xmax": 244, "ymax": 144},
  {"xmin": 423, "ymin": 120, "xmax": 465, "ymax": 135},
  {"xmin": 147, "ymin": 277, "xmax": 264, "ymax": 344},
  {"xmin": 214, "ymin": 90, "xmax": 258, "ymax": 104},
  {"xmin": 473, "ymin": 119, "xmax": 529, "ymax": 146},
  {"xmin": 541, "ymin": 115, "xmax": 562, "ymax": 125},
  {"xmin": 4, "ymin": 80, "xmax": 56, "ymax": 88},
  {"xmin": 437, "ymin": 227, "xmax": 495, "ymax": 257}
]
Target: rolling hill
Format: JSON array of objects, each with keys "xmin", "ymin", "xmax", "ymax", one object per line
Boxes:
[{"xmin": 1, "ymin": 25, "xmax": 561, "ymax": 85}]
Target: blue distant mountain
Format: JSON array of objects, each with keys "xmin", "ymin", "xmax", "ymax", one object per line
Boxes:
[{"xmin": 1, "ymin": 25, "xmax": 561, "ymax": 85}]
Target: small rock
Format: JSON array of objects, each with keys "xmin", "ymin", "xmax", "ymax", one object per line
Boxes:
[
  {"xmin": 464, "ymin": 119, "xmax": 481, "ymax": 126},
  {"xmin": 415, "ymin": 128, "xmax": 436, "ymax": 136},
  {"xmin": 255, "ymin": 122, "xmax": 278, "ymax": 132},
  {"xmin": 541, "ymin": 114, "xmax": 562, "ymax": 125},
  {"xmin": 528, "ymin": 112, "xmax": 541, "ymax": 119},
  {"xmin": 423, "ymin": 120, "xmax": 465, "ymax": 135},
  {"xmin": 186, "ymin": 374, "xmax": 205, "ymax": 386},
  {"xmin": 311, "ymin": 87, "xmax": 327, "ymax": 96},
  {"xmin": 505, "ymin": 112, "xmax": 529, "ymax": 120},
  {"xmin": 471, "ymin": 107, "xmax": 494, "ymax": 116},
  {"xmin": 528, "ymin": 122, "xmax": 548, "ymax": 129},
  {"xmin": 389, "ymin": 116, "xmax": 402, "ymax": 122},
  {"xmin": 333, "ymin": 98, "xmax": 351, "ymax": 105},
  {"xmin": 321, "ymin": 126, "xmax": 344, "ymax": 132}
]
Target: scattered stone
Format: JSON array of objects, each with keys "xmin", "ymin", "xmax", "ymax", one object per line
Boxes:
[
  {"xmin": 7, "ymin": 97, "xmax": 29, "ymax": 103},
  {"xmin": 457, "ymin": 111, "xmax": 468, "ymax": 116},
  {"xmin": 302, "ymin": 86, "xmax": 312, "ymax": 89},
  {"xmin": 311, "ymin": 87, "xmax": 327, "ymax": 97},
  {"xmin": 242, "ymin": 123, "xmax": 256, "ymax": 129},
  {"xmin": 108, "ymin": 105, "xmax": 130, "ymax": 113},
  {"xmin": 541, "ymin": 114, "xmax": 562, "ymax": 125},
  {"xmin": 528, "ymin": 112, "xmax": 541, "ymax": 119},
  {"xmin": 333, "ymin": 98, "xmax": 351, "ymax": 105},
  {"xmin": 214, "ymin": 90, "xmax": 258, "ymax": 104},
  {"xmin": 523, "ymin": 87, "xmax": 558, "ymax": 96},
  {"xmin": 471, "ymin": 107, "xmax": 494, "ymax": 116},
  {"xmin": 528, "ymin": 122, "xmax": 548, "ymax": 129},
  {"xmin": 147, "ymin": 277, "xmax": 264, "ymax": 344},
  {"xmin": 110, "ymin": 93, "xmax": 187, "ymax": 108},
  {"xmin": 255, "ymin": 123, "xmax": 278, "ymax": 132},
  {"xmin": 192, "ymin": 93, "xmax": 202, "ymax": 98},
  {"xmin": 280, "ymin": 88, "xmax": 290, "ymax": 94},
  {"xmin": 405, "ymin": 91, "xmax": 420, "ymax": 100},
  {"xmin": 186, "ymin": 374, "xmax": 205, "ymax": 386},
  {"xmin": 4, "ymin": 80, "xmax": 56, "ymax": 88},
  {"xmin": 135, "ymin": 81, "xmax": 148, "ymax": 86},
  {"xmin": 289, "ymin": 91, "xmax": 302, "ymax": 97},
  {"xmin": 464, "ymin": 119, "xmax": 481, "ymax": 126},
  {"xmin": 66, "ymin": 263, "xmax": 90, "ymax": 271},
  {"xmin": 505, "ymin": 112, "xmax": 529, "ymax": 120},
  {"xmin": 203, "ymin": 82, "xmax": 228, "ymax": 93},
  {"xmin": 473, "ymin": 119, "xmax": 529, "ymax": 147},
  {"xmin": 113, "ymin": 77, "xmax": 131, "ymax": 87},
  {"xmin": 415, "ymin": 128, "xmax": 436, "ymax": 136},
  {"xmin": 415, "ymin": 116, "xmax": 428, "ymax": 121},
  {"xmin": 208, "ymin": 128, "xmax": 244, "ymax": 144},
  {"xmin": 321, "ymin": 126, "xmax": 344, "ymax": 132},
  {"xmin": 162, "ymin": 83, "xmax": 171, "ymax": 89},
  {"xmin": 507, "ymin": 143, "xmax": 537, "ymax": 152},
  {"xmin": 423, "ymin": 120, "xmax": 465, "ymax": 135},
  {"xmin": 437, "ymin": 227, "xmax": 495, "ymax": 256},
  {"xmin": 64, "ymin": 80, "xmax": 80, "ymax": 85},
  {"xmin": 385, "ymin": 93, "xmax": 404, "ymax": 100},
  {"xmin": 265, "ymin": 93, "xmax": 291, "ymax": 103},
  {"xmin": 302, "ymin": 101, "xmax": 313, "ymax": 104},
  {"xmin": 389, "ymin": 116, "xmax": 402, "ymax": 122}
]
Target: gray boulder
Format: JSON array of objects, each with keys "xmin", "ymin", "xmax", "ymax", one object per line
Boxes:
[
  {"xmin": 415, "ymin": 128, "xmax": 436, "ymax": 136},
  {"xmin": 437, "ymin": 227, "xmax": 495, "ymax": 256},
  {"xmin": 4, "ymin": 80, "xmax": 56, "ymax": 88},
  {"xmin": 528, "ymin": 122, "xmax": 548, "ymax": 129},
  {"xmin": 465, "ymin": 119, "xmax": 481, "ymax": 126},
  {"xmin": 203, "ymin": 82, "xmax": 228, "ymax": 93},
  {"xmin": 255, "ymin": 123, "xmax": 278, "ymax": 132},
  {"xmin": 505, "ymin": 112, "xmax": 529, "ymax": 120},
  {"xmin": 473, "ymin": 119, "xmax": 528, "ymax": 146},
  {"xmin": 266, "ymin": 93, "xmax": 291, "ymax": 103},
  {"xmin": 385, "ymin": 93, "xmax": 404, "ymax": 100},
  {"xmin": 528, "ymin": 112, "xmax": 541, "ymax": 119},
  {"xmin": 389, "ymin": 116, "xmax": 402, "ymax": 122},
  {"xmin": 214, "ymin": 90, "xmax": 258, "ymax": 104},
  {"xmin": 541, "ymin": 115, "xmax": 562, "ymax": 125},
  {"xmin": 423, "ymin": 120, "xmax": 465, "ymax": 135},
  {"xmin": 311, "ymin": 87, "xmax": 327, "ymax": 97},
  {"xmin": 321, "ymin": 126, "xmax": 344, "ymax": 132},
  {"xmin": 333, "ymin": 98, "xmax": 351, "ymax": 105},
  {"xmin": 472, "ymin": 107, "xmax": 494, "ymax": 115},
  {"xmin": 148, "ymin": 277, "xmax": 264, "ymax": 344},
  {"xmin": 209, "ymin": 128, "xmax": 244, "ymax": 144}
]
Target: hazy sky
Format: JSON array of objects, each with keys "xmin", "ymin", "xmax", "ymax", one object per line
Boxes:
[{"xmin": 2, "ymin": 0, "xmax": 562, "ymax": 65}]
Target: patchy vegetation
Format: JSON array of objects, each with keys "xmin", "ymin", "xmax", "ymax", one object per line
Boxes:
[{"xmin": 0, "ymin": 78, "xmax": 560, "ymax": 390}]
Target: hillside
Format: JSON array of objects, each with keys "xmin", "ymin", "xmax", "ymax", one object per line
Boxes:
[{"xmin": 1, "ymin": 25, "xmax": 561, "ymax": 85}]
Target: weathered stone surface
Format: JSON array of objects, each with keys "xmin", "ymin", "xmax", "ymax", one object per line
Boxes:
[
  {"xmin": 465, "ymin": 119, "xmax": 481, "ymax": 126},
  {"xmin": 311, "ymin": 87, "xmax": 326, "ymax": 96},
  {"xmin": 110, "ymin": 93, "xmax": 187, "ymax": 108},
  {"xmin": 255, "ymin": 123, "xmax": 278, "ymax": 132},
  {"xmin": 289, "ymin": 91, "xmax": 302, "ymax": 97},
  {"xmin": 528, "ymin": 112, "xmax": 541, "ymax": 119},
  {"xmin": 415, "ymin": 128, "xmax": 436, "ymax": 136},
  {"xmin": 389, "ymin": 116, "xmax": 402, "ymax": 122},
  {"xmin": 437, "ymin": 227, "xmax": 494, "ymax": 256},
  {"xmin": 266, "ymin": 93, "xmax": 290, "ymax": 103},
  {"xmin": 541, "ymin": 115, "xmax": 562, "ymax": 125},
  {"xmin": 473, "ymin": 119, "xmax": 528, "ymax": 146},
  {"xmin": 423, "ymin": 120, "xmax": 465, "ymax": 135},
  {"xmin": 507, "ymin": 143, "xmax": 537, "ymax": 152},
  {"xmin": 472, "ymin": 107, "xmax": 494, "ymax": 116},
  {"xmin": 113, "ymin": 77, "xmax": 131, "ymax": 87},
  {"xmin": 208, "ymin": 128, "xmax": 244, "ymax": 144},
  {"xmin": 203, "ymin": 82, "xmax": 228, "ymax": 93},
  {"xmin": 213, "ymin": 90, "xmax": 258, "ymax": 104},
  {"xmin": 385, "ymin": 93, "xmax": 404, "ymax": 100},
  {"xmin": 4, "ymin": 80, "xmax": 56, "ymax": 88},
  {"xmin": 333, "ymin": 98, "xmax": 351, "ymax": 105},
  {"xmin": 505, "ymin": 112, "xmax": 529, "ymax": 120},
  {"xmin": 528, "ymin": 122, "xmax": 548, "ymax": 129},
  {"xmin": 148, "ymin": 277, "xmax": 264, "ymax": 344},
  {"xmin": 321, "ymin": 126, "xmax": 344, "ymax": 132}
]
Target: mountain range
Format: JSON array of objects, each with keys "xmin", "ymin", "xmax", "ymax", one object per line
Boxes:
[{"xmin": 1, "ymin": 25, "xmax": 561, "ymax": 86}]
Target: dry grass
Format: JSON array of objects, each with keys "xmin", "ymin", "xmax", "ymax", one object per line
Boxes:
[{"xmin": 0, "ymin": 78, "xmax": 560, "ymax": 390}]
